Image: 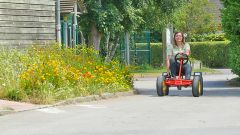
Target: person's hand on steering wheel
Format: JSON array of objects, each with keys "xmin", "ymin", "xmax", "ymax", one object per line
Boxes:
[
  {"xmin": 167, "ymin": 68, "xmax": 171, "ymax": 77},
  {"xmin": 175, "ymin": 53, "xmax": 189, "ymax": 65}
]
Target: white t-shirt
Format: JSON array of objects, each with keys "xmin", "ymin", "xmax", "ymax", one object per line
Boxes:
[{"xmin": 167, "ymin": 43, "xmax": 190, "ymax": 58}]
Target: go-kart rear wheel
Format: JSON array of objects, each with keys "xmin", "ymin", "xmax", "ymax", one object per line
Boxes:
[
  {"xmin": 200, "ymin": 76, "xmax": 203, "ymax": 95},
  {"xmin": 193, "ymin": 72, "xmax": 203, "ymax": 96},
  {"xmin": 192, "ymin": 76, "xmax": 202, "ymax": 97},
  {"xmin": 156, "ymin": 76, "xmax": 169, "ymax": 96}
]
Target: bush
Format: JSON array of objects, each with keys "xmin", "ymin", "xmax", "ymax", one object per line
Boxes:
[
  {"xmin": 229, "ymin": 40, "xmax": 240, "ymax": 76},
  {"xmin": 221, "ymin": 0, "xmax": 240, "ymax": 76},
  {"xmin": 190, "ymin": 41, "xmax": 230, "ymax": 68},
  {"xmin": 191, "ymin": 33, "xmax": 227, "ymax": 42},
  {"xmin": 0, "ymin": 45, "xmax": 133, "ymax": 104}
]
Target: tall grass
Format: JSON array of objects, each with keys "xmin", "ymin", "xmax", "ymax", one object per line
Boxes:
[{"xmin": 0, "ymin": 45, "xmax": 133, "ymax": 104}]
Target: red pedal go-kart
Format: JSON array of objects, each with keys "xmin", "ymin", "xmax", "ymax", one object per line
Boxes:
[{"xmin": 156, "ymin": 53, "xmax": 203, "ymax": 97}]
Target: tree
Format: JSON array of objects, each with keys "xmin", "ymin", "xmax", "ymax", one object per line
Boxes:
[
  {"xmin": 80, "ymin": 0, "xmax": 104, "ymax": 51},
  {"xmin": 173, "ymin": 0, "xmax": 217, "ymax": 36},
  {"xmin": 138, "ymin": 0, "xmax": 188, "ymax": 31},
  {"xmin": 221, "ymin": 0, "xmax": 240, "ymax": 76},
  {"xmin": 79, "ymin": 0, "xmax": 189, "ymax": 62},
  {"xmin": 79, "ymin": 0, "xmax": 144, "ymax": 61}
]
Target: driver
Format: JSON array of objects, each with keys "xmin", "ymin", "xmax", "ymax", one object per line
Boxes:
[{"xmin": 166, "ymin": 32, "xmax": 192, "ymax": 79}]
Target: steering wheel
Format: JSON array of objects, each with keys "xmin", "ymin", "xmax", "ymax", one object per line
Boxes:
[{"xmin": 174, "ymin": 53, "xmax": 189, "ymax": 65}]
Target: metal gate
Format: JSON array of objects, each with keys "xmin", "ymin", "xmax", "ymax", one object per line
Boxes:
[{"xmin": 120, "ymin": 31, "xmax": 151, "ymax": 66}]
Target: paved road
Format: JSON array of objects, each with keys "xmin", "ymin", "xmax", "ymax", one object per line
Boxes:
[{"xmin": 0, "ymin": 70, "xmax": 240, "ymax": 135}]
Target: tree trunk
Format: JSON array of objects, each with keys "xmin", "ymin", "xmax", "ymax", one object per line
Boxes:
[
  {"xmin": 79, "ymin": 31, "xmax": 86, "ymax": 45},
  {"xmin": 109, "ymin": 37, "xmax": 120, "ymax": 61},
  {"xmin": 105, "ymin": 32, "xmax": 111, "ymax": 62},
  {"xmin": 89, "ymin": 23, "xmax": 102, "ymax": 51},
  {"xmin": 105, "ymin": 33, "xmax": 120, "ymax": 62}
]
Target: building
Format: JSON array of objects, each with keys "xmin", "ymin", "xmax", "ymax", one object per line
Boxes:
[
  {"xmin": 59, "ymin": 0, "xmax": 84, "ymax": 48},
  {"xmin": 0, "ymin": 0, "xmax": 84, "ymax": 48},
  {"xmin": 0, "ymin": 0, "xmax": 56, "ymax": 47}
]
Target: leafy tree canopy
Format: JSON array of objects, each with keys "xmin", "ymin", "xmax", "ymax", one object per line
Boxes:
[
  {"xmin": 173, "ymin": 0, "xmax": 217, "ymax": 35},
  {"xmin": 221, "ymin": 0, "xmax": 240, "ymax": 40}
]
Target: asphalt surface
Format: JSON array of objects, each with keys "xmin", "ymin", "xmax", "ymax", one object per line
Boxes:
[{"xmin": 0, "ymin": 69, "xmax": 240, "ymax": 135}]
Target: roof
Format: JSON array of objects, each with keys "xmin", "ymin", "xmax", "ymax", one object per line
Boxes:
[{"xmin": 58, "ymin": 0, "xmax": 86, "ymax": 14}]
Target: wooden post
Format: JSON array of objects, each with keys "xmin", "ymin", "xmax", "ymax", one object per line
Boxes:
[
  {"xmin": 73, "ymin": 1, "xmax": 77, "ymax": 48},
  {"xmin": 162, "ymin": 25, "xmax": 173, "ymax": 66},
  {"xmin": 56, "ymin": 0, "xmax": 61, "ymax": 44}
]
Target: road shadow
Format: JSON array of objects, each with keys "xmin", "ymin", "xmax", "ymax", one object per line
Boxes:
[
  {"xmin": 135, "ymin": 80, "xmax": 240, "ymax": 97},
  {"xmin": 203, "ymin": 80, "xmax": 228, "ymax": 88}
]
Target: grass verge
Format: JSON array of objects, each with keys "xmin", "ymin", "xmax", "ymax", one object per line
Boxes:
[{"xmin": 132, "ymin": 66, "xmax": 218, "ymax": 78}]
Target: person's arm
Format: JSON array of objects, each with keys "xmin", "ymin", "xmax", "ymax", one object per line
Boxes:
[{"xmin": 185, "ymin": 43, "xmax": 191, "ymax": 55}]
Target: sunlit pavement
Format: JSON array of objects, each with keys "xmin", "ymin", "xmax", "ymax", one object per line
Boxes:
[{"xmin": 0, "ymin": 69, "xmax": 240, "ymax": 135}]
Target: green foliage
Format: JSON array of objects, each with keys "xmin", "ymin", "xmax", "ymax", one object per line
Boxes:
[
  {"xmin": 221, "ymin": 0, "xmax": 240, "ymax": 39},
  {"xmin": 228, "ymin": 40, "xmax": 240, "ymax": 76},
  {"xmin": 221, "ymin": 0, "xmax": 240, "ymax": 76},
  {"xmin": 173, "ymin": 0, "xmax": 217, "ymax": 35},
  {"xmin": 79, "ymin": 0, "xmax": 191, "ymax": 62},
  {"xmin": 81, "ymin": 0, "xmax": 143, "ymax": 33},
  {"xmin": 140, "ymin": 0, "xmax": 188, "ymax": 31},
  {"xmin": 151, "ymin": 43, "xmax": 163, "ymax": 67},
  {"xmin": 190, "ymin": 41, "xmax": 230, "ymax": 68},
  {"xmin": 191, "ymin": 33, "xmax": 227, "ymax": 42},
  {"xmin": 0, "ymin": 45, "xmax": 133, "ymax": 104},
  {"xmin": 134, "ymin": 42, "xmax": 229, "ymax": 68},
  {"xmin": 133, "ymin": 43, "xmax": 163, "ymax": 68}
]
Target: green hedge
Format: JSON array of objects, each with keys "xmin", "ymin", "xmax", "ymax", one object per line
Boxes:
[
  {"xmin": 150, "ymin": 43, "xmax": 163, "ymax": 67},
  {"xmin": 191, "ymin": 33, "xmax": 227, "ymax": 42},
  {"xmin": 221, "ymin": 0, "xmax": 240, "ymax": 76},
  {"xmin": 229, "ymin": 39, "xmax": 240, "ymax": 76},
  {"xmin": 135, "ymin": 41, "xmax": 230, "ymax": 68},
  {"xmin": 134, "ymin": 43, "xmax": 163, "ymax": 67},
  {"xmin": 190, "ymin": 41, "xmax": 230, "ymax": 68}
]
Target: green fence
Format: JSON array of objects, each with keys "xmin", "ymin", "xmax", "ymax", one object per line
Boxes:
[
  {"xmin": 120, "ymin": 31, "xmax": 151, "ymax": 66},
  {"xmin": 61, "ymin": 14, "xmax": 80, "ymax": 48}
]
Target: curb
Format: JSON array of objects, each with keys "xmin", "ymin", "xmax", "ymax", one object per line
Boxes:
[
  {"xmin": 53, "ymin": 90, "xmax": 138, "ymax": 106},
  {"xmin": 0, "ymin": 90, "xmax": 138, "ymax": 116}
]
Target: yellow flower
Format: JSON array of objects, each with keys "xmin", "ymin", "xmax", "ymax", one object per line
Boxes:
[
  {"xmin": 87, "ymin": 61, "xmax": 92, "ymax": 65},
  {"xmin": 40, "ymin": 75, "xmax": 45, "ymax": 80}
]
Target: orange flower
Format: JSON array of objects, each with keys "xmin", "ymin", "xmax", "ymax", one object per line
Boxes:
[{"xmin": 82, "ymin": 71, "xmax": 92, "ymax": 78}]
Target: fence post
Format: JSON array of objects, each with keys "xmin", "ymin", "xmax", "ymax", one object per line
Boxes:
[
  {"xmin": 63, "ymin": 22, "xmax": 68, "ymax": 48},
  {"xmin": 125, "ymin": 32, "xmax": 130, "ymax": 65},
  {"xmin": 145, "ymin": 31, "xmax": 151, "ymax": 65}
]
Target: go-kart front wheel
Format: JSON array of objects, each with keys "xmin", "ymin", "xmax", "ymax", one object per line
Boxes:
[
  {"xmin": 192, "ymin": 76, "xmax": 203, "ymax": 97},
  {"xmin": 156, "ymin": 76, "xmax": 169, "ymax": 96}
]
